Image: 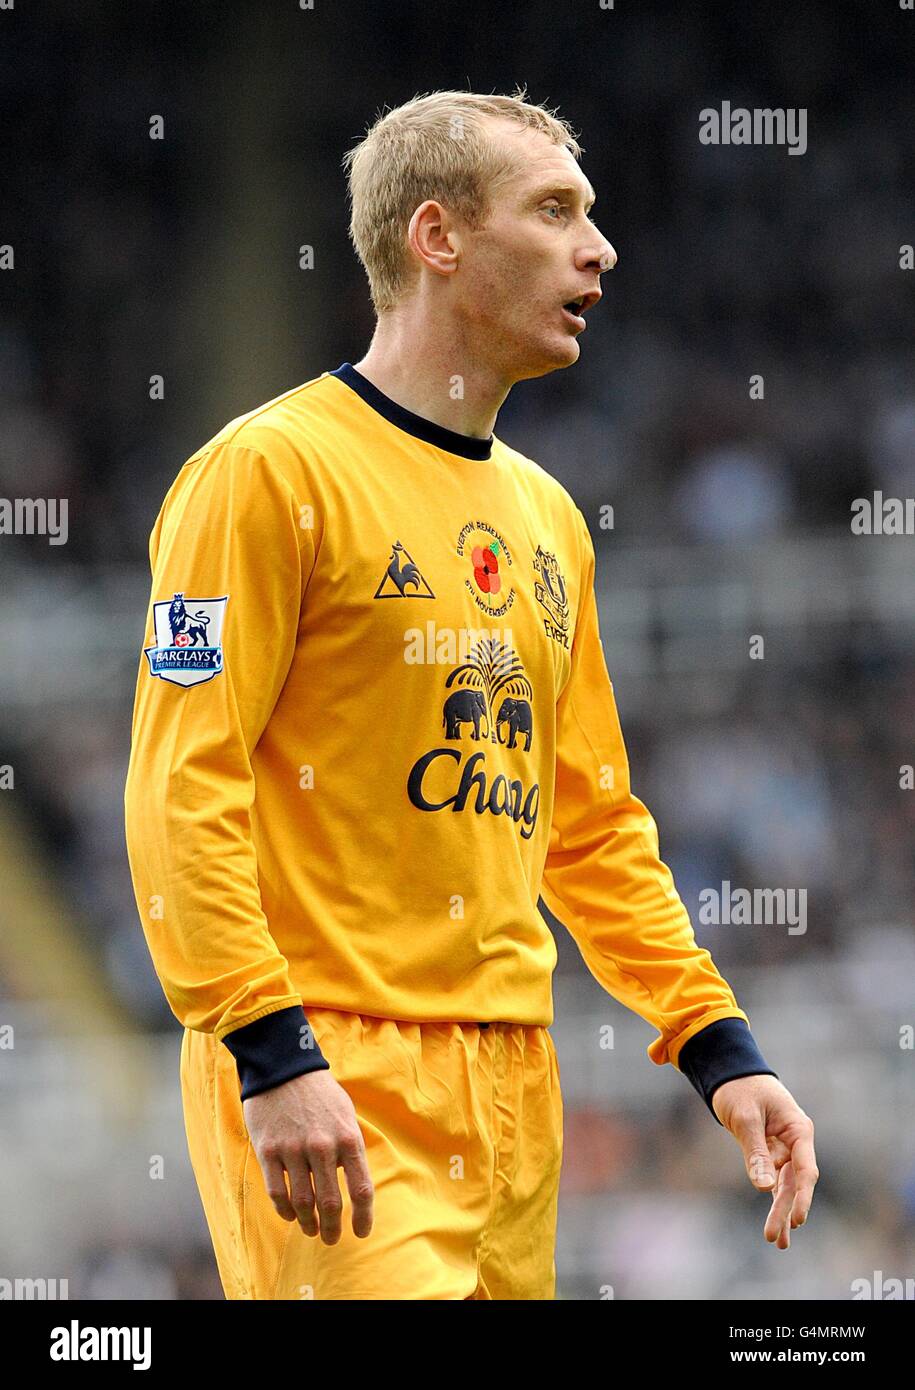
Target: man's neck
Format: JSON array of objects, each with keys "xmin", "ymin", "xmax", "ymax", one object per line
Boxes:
[{"xmin": 352, "ymin": 313, "xmax": 511, "ymax": 440}]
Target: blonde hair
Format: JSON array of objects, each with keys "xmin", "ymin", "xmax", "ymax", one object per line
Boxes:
[{"xmin": 342, "ymin": 86, "xmax": 583, "ymax": 314}]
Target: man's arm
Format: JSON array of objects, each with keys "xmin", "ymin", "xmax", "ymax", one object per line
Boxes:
[
  {"xmin": 541, "ymin": 509, "xmax": 775, "ymax": 1110},
  {"xmin": 124, "ymin": 439, "xmax": 322, "ymax": 1075},
  {"xmin": 124, "ymin": 437, "xmax": 372, "ymax": 1242},
  {"xmin": 541, "ymin": 509, "xmax": 817, "ymax": 1244}
]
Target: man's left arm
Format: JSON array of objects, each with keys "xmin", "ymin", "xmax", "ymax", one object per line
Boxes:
[{"xmin": 541, "ymin": 510, "xmax": 818, "ymax": 1246}]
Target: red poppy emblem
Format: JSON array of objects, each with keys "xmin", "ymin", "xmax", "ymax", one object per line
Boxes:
[{"xmin": 472, "ymin": 543, "xmax": 501, "ymax": 595}]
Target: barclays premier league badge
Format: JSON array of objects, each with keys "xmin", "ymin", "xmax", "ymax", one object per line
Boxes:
[{"xmin": 144, "ymin": 593, "xmax": 229, "ymax": 687}]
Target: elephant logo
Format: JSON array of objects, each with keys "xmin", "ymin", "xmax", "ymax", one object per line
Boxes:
[
  {"xmin": 374, "ymin": 541, "xmax": 435, "ymax": 599},
  {"xmin": 494, "ymin": 697, "xmax": 533, "ymax": 751},
  {"xmin": 439, "ymin": 636, "xmax": 533, "ymax": 753},
  {"xmin": 443, "ymin": 688, "xmax": 489, "ymax": 741}
]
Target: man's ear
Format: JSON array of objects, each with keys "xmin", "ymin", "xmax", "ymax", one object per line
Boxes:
[{"xmin": 408, "ymin": 200, "xmax": 460, "ymax": 280}]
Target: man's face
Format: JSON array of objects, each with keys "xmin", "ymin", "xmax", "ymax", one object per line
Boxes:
[{"xmin": 451, "ymin": 120, "xmax": 617, "ymax": 381}]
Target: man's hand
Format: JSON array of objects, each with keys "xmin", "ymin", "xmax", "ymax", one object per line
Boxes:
[
  {"xmin": 711, "ymin": 1074, "xmax": 818, "ymax": 1250},
  {"xmin": 243, "ymin": 1070, "xmax": 374, "ymax": 1245}
]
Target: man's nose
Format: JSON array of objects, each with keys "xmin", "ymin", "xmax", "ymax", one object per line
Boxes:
[{"xmin": 579, "ymin": 234, "xmax": 617, "ymax": 274}]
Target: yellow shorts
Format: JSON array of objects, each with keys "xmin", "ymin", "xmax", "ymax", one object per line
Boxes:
[{"xmin": 180, "ymin": 1008, "xmax": 563, "ymax": 1300}]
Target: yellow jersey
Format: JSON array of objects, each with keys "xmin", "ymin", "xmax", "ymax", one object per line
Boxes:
[{"xmin": 124, "ymin": 363, "xmax": 774, "ymax": 1111}]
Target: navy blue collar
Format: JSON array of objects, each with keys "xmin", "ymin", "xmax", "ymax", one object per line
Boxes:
[{"xmin": 331, "ymin": 362, "xmax": 494, "ymax": 461}]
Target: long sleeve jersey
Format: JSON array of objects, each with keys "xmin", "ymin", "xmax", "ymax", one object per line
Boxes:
[{"xmin": 124, "ymin": 363, "xmax": 775, "ymax": 1113}]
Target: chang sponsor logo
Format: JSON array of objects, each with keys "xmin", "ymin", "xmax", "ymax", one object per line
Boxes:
[{"xmin": 407, "ymin": 634, "xmax": 539, "ymax": 838}]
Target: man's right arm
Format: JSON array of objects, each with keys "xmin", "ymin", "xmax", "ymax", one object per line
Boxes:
[
  {"xmin": 124, "ymin": 438, "xmax": 329, "ymax": 1090},
  {"xmin": 124, "ymin": 437, "xmax": 373, "ymax": 1241}
]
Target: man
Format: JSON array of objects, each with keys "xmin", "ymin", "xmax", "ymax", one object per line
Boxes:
[{"xmin": 124, "ymin": 88, "xmax": 818, "ymax": 1301}]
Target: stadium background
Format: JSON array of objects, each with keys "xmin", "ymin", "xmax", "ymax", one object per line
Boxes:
[{"xmin": 1, "ymin": 0, "xmax": 914, "ymax": 1300}]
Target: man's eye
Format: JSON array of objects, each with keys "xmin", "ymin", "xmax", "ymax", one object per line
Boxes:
[{"xmin": 543, "ymin": 205, "xmax": 564, "ymax": 219}]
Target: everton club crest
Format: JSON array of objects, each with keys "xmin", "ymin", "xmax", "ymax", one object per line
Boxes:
[
  {"xmin": 532, "ymin": 546, "xmax": 570, "ymax": 647},
  {"xmin": 144, "ymin": 593, "xmax": 229, "ymax": 687}
]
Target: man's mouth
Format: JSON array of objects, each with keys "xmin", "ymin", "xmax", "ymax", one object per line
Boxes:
[
  {"xmin": 561, "ymin": 298, "xmax": 587, "ymax": 328},
  {"xmin": 560, "ymin": 289, "xmax": 601, "ymax": 329}
]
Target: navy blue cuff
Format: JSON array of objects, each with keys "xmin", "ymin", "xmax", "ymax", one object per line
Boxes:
[
  {"xmin": 221, "ymin": 1005, "xmax": 330, "ymax": 1100},
  {"xmin": 677, "ymin": 1018, "xmax": 777, "ymax": 1124}
]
